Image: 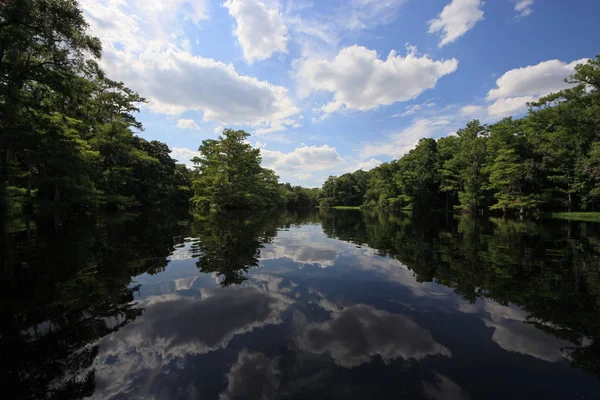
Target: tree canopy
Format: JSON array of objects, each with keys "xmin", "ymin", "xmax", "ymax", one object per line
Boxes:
[{"xmin": 0, "ymin": 0, "xmax": 191, "ymax": 215}]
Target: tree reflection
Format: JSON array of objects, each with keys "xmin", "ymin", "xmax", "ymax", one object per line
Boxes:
[
  {"xmin": 319, "ymin": 211, "xmax": 600, "ymax": 377},
  {"xmin": 0, "ymin": 213, "xmax": 188, "ymax": 399}
]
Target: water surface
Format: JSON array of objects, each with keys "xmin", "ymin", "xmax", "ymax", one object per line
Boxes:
[{"xmin": 2, "ymin": 210, "xmax": 600, "ymax": 399}]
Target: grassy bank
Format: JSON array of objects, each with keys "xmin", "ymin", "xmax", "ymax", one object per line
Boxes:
[{"xmin": 542, "ymin": 212, "xmax": 600, "ymax": 222}]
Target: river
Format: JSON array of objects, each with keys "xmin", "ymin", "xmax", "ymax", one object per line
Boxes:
[{"xmin": 1, "ymin": 209, "xmax": 599, "ymax": 399}]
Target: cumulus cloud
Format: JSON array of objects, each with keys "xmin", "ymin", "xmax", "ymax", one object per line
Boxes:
[
  {"xmin": 177, "ymin": 119, "xmax": 200, "ymax": 130},
  {"xmin": 298, "ymin": 304, "xmax": 451, "ymax": 368},
  {"xmin": 485, "ymin": 58, "xmax": 587, "ymax": 118},
  {"xmin": 82, "ymin": 0, "xmax": 299, "ymax": 133},
  {"xmin": 224, "ymin": 0, "xmax": 288, "ymax": 64},
  {"xmin": 486, "ymin": 96, "xmax": 536, "ymax": 118},
  {"xmin": 428, "ymin": 0, "xmax": 484, "ymax": 47},
  {"xmin": 219, "ymin": 351, "xmax": 280, "ymax": 400},
  {"xmin": 296, "ymin": 45, "xmax": 458, "ymax": 116},
  {"xmin": 261, "ymin": 145, "xmax": 345, "ymax": 176},
  {"xmin": 81, "ymin": 0, "xmax": 207, "ymax": 53},
  {"xmin": 512, "ymin": 0, "xmax": 534, "ymax": 17},
  {"xmin": 104, "ymin": 49, "xmax": 299, "ymax": 125}
]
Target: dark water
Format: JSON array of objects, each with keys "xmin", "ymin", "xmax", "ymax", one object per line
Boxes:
[{"xmin": 2, "ymin": 210, "xmax": 600, "ymax": 399}]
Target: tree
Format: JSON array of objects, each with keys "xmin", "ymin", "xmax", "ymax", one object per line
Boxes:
[
  {"xmin": 395, "ymin": 138, "xmax": 440, "ymax": 211},
  {"xmin": 191, "ymin": 129, "xmax": 282, "ymax": 210},
  {"xmin": 484, "ymin": 118, "xmax": 540, "ymax": 214}
]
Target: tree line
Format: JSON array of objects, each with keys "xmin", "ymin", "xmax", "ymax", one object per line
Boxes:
[
  {"xmin": 319, "ymin": 56, "xmax": 600, "ymax": 215},
  {"xmin": 5, "ymin": 1, "xmax": 599, "ymax": 216},
  {"xmin": 0, "ymin": 0, "xmax": 321, "ymax": 216}
]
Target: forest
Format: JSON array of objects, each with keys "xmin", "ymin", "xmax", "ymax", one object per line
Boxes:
[
  {"xmin": 319, "ymin": 56, "xmax": 600, "ymax": 215},
  {"xmin": 0, "ymin": 0, "xmax": 318, "ymax": 216},
  {"xmin": 2, "ymin": 0, "xmax": 600, "ymax": 217}
]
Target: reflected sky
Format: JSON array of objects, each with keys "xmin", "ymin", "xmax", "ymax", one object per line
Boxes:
[{"xmin": 87, "ymin": 212, "xmax": 600, "ymax": 399}]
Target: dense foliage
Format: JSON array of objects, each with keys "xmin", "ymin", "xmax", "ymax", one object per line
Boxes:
[
  {"xmin": 190, "ymin": 129, "xmax": 319, "ymax": 210},
  {"xmin": 319, "ymin": 56, "xmax": 600, "ymax": 214},
  {"xmin": 0, "ymin": 0, "xmax": 191, "ymax": 215}
]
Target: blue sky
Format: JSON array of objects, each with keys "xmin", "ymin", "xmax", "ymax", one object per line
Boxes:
[{"xmin": 81, "ymin": 0, "xmax": 600, "ymax": 187}]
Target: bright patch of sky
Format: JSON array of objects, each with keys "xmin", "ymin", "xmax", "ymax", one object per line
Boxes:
[{"xmin": 81, "ymin": 0, "xmax": 600, "ymax": 187}]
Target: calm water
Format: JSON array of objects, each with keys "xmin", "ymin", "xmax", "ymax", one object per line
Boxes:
[{"xmin": 2, "ymin": 209, "xmax": 600, "ymax": 399}]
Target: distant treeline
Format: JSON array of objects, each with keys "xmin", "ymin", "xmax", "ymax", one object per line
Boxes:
[{"xmin": 318, "ymin": 56, "xmax": 600, "ymax": 214}]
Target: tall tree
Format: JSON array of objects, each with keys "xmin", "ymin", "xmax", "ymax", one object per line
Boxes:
[{"xmin": 191, "ymin": 129, "xmax": 282, "ymax": 209}]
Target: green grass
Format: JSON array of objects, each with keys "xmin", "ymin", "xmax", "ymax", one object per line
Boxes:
[{"xmin": 542, "ymin": 212, "xmax": 600, "ymax": 222}]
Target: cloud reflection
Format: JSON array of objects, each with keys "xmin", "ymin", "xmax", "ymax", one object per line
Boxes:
[
  {"xmin": 93, "ymin": 286, "xmax": 290, "ymax": 398},
  {"xmin": 298, "ymin": 304, "xmax": 451, "ymax": 368},
  {"xmin": 219, "ymin": 350, "xmax": 280, "ymax": 400}
]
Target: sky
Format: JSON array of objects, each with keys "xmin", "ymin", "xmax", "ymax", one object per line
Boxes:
[{"xmin": 80, "ymin": 0, "xmax": 600, "ymax": 187}]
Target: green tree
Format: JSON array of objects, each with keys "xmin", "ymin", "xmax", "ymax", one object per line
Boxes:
[
  {"xmin": 395, "ymin": 138, "xmax": 440, "ymax": 211},
  {"xmin": 191, "ymin": 129, "xmax": 281, "ymax": 209}
]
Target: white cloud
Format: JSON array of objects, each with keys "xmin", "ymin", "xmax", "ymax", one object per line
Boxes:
[
  {"xmin": 487, "ymin": 58, "xmax": 586, "ymax": 101},
  {"xmin": 361, "ymin": 117, "xmax": 450, "ymax": 159},
  {"xmin": 81, "ymin": 0, "xmax": 208, "ymax": 53},
  {"xmin": 297, "ymin": 45, "xmax": 458, "ymax": 116},
  {"xmin": 224, "ymin": 0, "xmax": 288, "ymax": 64},
  {"xmin": 428, "ymin": 0, "xmax": 484, "ymax": 47},
  {"xmin": 262, "ymin": 145, "xmax": 345, "ymax": 175},
  {"xmin": 353, "ymin": 158, "xmax": 383, "ymax": 171},
  {"xmin": 102, "ymin": 49, "xmax": 299, "ymax": 128},
  {"xmin": 344, "ymin": 0, "xmax": 408, "ymax": 31},
  {"xmin": 487, "ymin": 96, "xmax": 536, "ymax": 118},
  {"xmin": 512, "ymin": 0, "xmax": 534, "ymax": 17},
  {"xmin": 287, "ymin": 0, "xmax": 407, "ymax": 52},
  {"xmin": 485, "ymin": 58, "xmax": 587, "ymax": 118},
  {"xmin": 460, "ymin": 105, "xmax": 484, "ymax": 116},
  {"xmin": 83, "ymin": 0, "xmax": 299, "ymax": 133},
  {"xmin": 171, "ymin": 147, "xmax": 200, "ymax": 167},
  {"xmin": 177, "ymin": 119, "xmax": 200, "ymax": 130}
]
